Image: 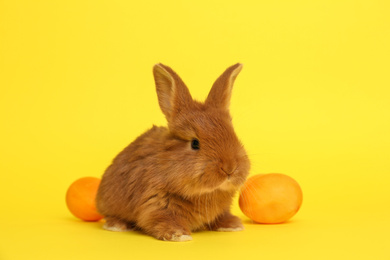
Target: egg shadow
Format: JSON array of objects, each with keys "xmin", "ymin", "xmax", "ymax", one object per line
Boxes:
[{"xmin": 243, "ymin": 218, "xmax": 297, "ymax": 226}]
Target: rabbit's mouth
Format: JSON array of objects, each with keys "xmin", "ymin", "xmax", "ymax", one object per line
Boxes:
[
  {"xmin": 218, "ymin": 179, "xmax": 237, "ymax": 192},
  {"xmin": 217, "ymin": 170, "xmax": 246, "ymax": 192},
  {"xmin": 192, "ymin": 161, "xmax": 248, "ymax": 195}
]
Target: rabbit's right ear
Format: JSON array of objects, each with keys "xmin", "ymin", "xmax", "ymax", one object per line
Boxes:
[
  {"xmin": 205, "ymin": 63, "xmax": 243, "ymax": 111},
  {"xmin": 153, "ymin": 64, "xmax": 193, "ymax": 121}
]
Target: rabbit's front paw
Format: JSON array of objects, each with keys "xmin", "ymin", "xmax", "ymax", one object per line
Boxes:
[
  {"xmin": 139, "ymin": 213, "xmax": 192, "ymax": 242},
  {"xmin": 211, "ymin": 212, "xmax": 244, "ymax": 232},
  {"xmin": 161, "ymin": 231, "xmax": 193, "ymax": 242}
]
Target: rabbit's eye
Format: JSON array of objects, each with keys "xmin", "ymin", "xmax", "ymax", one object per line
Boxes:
[{"xmin": 191, "ymin": 139, "xmax": 200, "ymax": 150}]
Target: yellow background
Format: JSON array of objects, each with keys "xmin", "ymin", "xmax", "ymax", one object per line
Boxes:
[{"xmin": 1, "ymin": 0, "xmax": 389, "ymax": 259}]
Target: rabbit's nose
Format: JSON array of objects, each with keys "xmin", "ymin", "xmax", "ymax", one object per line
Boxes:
[{"xmin": 220, "ymin": 166, "xmax": 237, "ymax": 177}]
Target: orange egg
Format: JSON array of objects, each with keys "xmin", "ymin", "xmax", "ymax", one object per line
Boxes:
[
  {"xmin": 66, "ymin": 177, "xmax": 103, "ymax": 222},
  {"xmin": 239, "ymin": 173, "xmax": 303, "ymax": 224}
]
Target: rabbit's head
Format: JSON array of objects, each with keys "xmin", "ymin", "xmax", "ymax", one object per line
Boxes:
[{"xmin": 153, "ymin": 64, "xmax": 250, "ymax": 196}]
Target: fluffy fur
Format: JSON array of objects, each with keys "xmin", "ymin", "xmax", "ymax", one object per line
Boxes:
[{"xmin": 96, "ymin": 63, "xmax": 250, "ymax": 241}]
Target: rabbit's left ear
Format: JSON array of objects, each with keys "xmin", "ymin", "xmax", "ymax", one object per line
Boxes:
[{"xmin": 205, "ymin": 63, "xmax": 243, "ymax": 111}]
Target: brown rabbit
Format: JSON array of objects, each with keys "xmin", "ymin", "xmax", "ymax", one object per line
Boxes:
[{"xmin": 96, "ymin": 63, "xmax": 250, "ymax": 241}]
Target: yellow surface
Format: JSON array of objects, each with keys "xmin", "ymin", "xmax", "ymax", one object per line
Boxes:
[{"xmin": 1, "ymin": 0, "xmax": 389, "ymax": 259}]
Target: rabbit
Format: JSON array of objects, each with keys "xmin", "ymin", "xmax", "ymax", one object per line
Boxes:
[{"xmin": 96, "ymin": 63, "xmax": 250, "ymax": 242}]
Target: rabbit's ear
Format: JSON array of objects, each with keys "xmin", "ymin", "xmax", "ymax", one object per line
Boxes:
[
  {"xmin": 205, "ymin": 63, "xmax": 243, "ymax": 111},
  {"xmin": 153, "ymin": 63, "xmax": 193, "ymax": 121}
]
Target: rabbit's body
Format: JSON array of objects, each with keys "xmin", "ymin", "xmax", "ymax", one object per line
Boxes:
[{"xmin": 96, "ymin": 64, "xmax": 250, "ymax": 241}]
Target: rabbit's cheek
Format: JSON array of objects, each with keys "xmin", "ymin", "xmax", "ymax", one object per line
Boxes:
[{"xmin": 199, "ymin": 175, "xmax": 225, "ymax": 193}]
